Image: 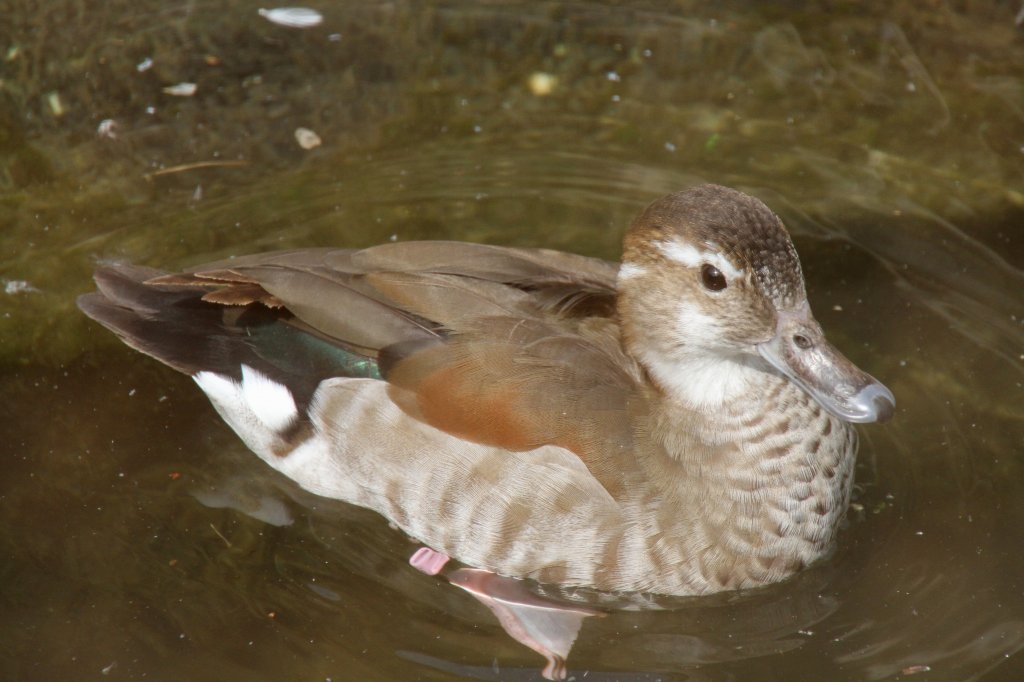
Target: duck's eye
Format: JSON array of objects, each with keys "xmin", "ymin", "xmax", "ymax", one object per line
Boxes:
[{"xmin": 700, "ymin": 264, "xmax": 727, "ymax": 291}]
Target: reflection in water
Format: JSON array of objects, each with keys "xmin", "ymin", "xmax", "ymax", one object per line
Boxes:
[{"xmin": 2, "ymin": 1, "xmax": 1024, "ymax": 680}]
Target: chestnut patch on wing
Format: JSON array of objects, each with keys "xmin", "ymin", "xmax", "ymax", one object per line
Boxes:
[
  {"xmin": 385, "ymin": 345, "xmax": 562, "ymax": 453},
  {"xmin": 414, "ymin": 363, "xmax": 544, "ymax": 452}
]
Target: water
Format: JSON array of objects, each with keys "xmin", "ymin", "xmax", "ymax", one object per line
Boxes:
[{"xmin": 3, "ymin": 1, "xmax": 1024, "ymax": 679}]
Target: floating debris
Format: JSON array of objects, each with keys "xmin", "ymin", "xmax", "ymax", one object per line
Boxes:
[
  {"xmin": 136, "ymin": 57, "xmax": 153, "ymax": 72},
  {"xmin": 144, "ymin": 160, "xmax": 250, "ymax": 180},
  {"xmin": 901, "ymin": 664, "xmax": 932, "ymax": 675},
  {"xmin": 209, "ymin": 523, "xmax": 232, "ymax": 548},
  {"xmin": 258, "ymin": 7, "xmax": 324, "ymax": 28},
  {"xmin": 294, "ymin": 127, "xmax": 322, "ymax": 149},
  {"xmin": 4, "ymin": 280, "xmax": 39, "ymax": 295},
  {"xmin": 46, "ymin": 92, "xmax": 65, "ymax": 117},
  {"xmin": 527, "ymin": 72, "xmax": 558, "ymax": 96},
  {"xmin": 97, "ymin": 119, "xmax": 118, "ymax": 139},
  {"xmin": 162, "ymin": 82, "xmax": 197, "ymax": 97}
]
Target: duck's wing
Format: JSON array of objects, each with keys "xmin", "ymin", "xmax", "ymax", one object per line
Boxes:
[{"xmin": 80, "ymin": 242, "xmax": 644, "ymax": 481}]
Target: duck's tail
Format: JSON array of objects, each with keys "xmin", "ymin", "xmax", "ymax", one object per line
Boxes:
[{"xmin": 78, "ymin": 264, "xmax": 381, "ymax": 413}]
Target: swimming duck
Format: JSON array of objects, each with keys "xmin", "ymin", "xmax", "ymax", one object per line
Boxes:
[{"xmin": 79, "ymin": 184, "xmax": 893, "ymax": 597}]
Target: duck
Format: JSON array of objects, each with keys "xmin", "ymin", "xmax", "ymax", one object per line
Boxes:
[{"xmin": 78, "ymin": 184, "xmax": 894, "ymax": 597}]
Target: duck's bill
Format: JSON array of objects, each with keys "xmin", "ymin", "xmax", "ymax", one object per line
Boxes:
[{"xmin": 756, "ymin": 307, "xmax": 895, "ymax": 424}]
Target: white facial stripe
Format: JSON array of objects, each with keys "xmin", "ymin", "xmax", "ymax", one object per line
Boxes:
[
  {"xmin": 676, "ymin": 301, "xmax": 723, "ymax": 340},
  {"xmin": 656, "ymin": 240, "xmax": 744, "ymax": 280},
  {"xmin": 616, "ymin": 263, "xmax": 647, "ymax": 282}
]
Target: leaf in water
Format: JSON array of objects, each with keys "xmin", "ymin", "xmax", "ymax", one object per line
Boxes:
[{"xmin": 258, "ymin": 7, "xmax": 324, "ymax": 28}]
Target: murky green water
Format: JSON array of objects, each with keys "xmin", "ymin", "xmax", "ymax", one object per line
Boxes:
[{"xmin": 3, "ymin": 1, "xmax": 1024, "ymax": 680}]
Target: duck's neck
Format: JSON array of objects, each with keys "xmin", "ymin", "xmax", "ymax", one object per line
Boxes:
[{"xmin": 638, "ymin": 366, "xmax": 857, "ymax": 594}]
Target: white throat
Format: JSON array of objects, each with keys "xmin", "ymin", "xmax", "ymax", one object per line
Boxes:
[{"xmin": 640, "ymin": 350, "xmax": 766, "ymax": 410}]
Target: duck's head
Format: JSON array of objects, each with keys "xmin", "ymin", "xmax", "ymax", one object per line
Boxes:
[{"xmin": 617, "ymin": 184, "xmax": 894, "ymax": 424}]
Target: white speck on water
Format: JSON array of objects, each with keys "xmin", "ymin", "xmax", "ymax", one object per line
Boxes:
[
  {"xmin": 664, "ymin": 142, "xmax": 676, "ymax": 152},
  {"xmin": 294, "ymin": 127, "xmax": 322, "ymax": 149},
  {"xmin": 145, "ymin": 106, "xmax": 156, "ymax": 115},
  {"xmin": 606, "ymin": 70, "xmax": 621, "ymax": 82},
  {"xmin": 136, "ymin": 57, "xmax": 153, "ymax": 72},
  {"xmin": 47, "ymin": 92, "xmax": 65, "ymax": 117},
  {"xmin": 97, "ymin": 119, "xmax": 118, "ymax": 139},
  {"xmin": 258, "ymin": 7, "xmax": 324, "ymax": 28},
  {"xmin": 4, "ymin": 280, "xmax": 39, "ymax": 295},
  {"xmin": 163, "ymin": 82, "xmax": 197, "ymax": 97},
  {"xmin": 527, "ymin": 72, "xmax": 557, "ymax": 96}
]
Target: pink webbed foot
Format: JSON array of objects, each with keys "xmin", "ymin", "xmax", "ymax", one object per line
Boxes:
[
  {"xmin": 447, "ymin": 568, "xmax": 603, "ymax": 681},
  {"xmin": 407, "ymin": 546, "xmax": 602, "ymax": 680},
  {"xmin": 409, "ymin": 546, "xmax": 450, "ymax": 576}
]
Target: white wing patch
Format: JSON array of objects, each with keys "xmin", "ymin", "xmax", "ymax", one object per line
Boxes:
[
  {"xmin": 656, "ymin": 240, "xmax": 744, "ymax": 280},
  {"xmin": 193, "ymin": 366, "xmax": 298, "ymax": 459},
  {"xmin": 240, "ymin": 365, "xmax": 298, "ymax": 431},
  {"xmin": 192, "ymin": 370, "xmax": 239, "ymax": 411}
]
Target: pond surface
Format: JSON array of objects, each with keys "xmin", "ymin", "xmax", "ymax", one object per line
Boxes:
[{"xmin": 3, "ymin": 1, "xmax": 1024, "ymax": 680}]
